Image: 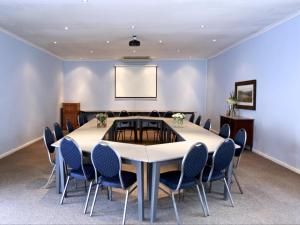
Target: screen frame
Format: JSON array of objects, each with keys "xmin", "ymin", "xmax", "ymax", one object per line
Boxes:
[{"xmin": 114, "ymin": 65, "xmax": 158, "ymax": 99}]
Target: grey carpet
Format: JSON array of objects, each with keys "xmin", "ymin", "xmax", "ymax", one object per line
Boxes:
[{"xmin": 0, "ymin": 140, "xmax": 300, "ymax": 224}]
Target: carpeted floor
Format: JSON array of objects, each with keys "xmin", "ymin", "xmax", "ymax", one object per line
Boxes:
[{"xmin": 0, "ymin": 139, "xmax": 300, "ymax": 224}]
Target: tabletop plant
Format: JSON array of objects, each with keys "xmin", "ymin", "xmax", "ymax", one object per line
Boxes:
[
  {"xmin": 226, "ymin": 91, "xmax": 238, "ymax": 117},
  {"xmin": 172, "ymin": 113, "xmax": 185, "ymax": 127},
  {"xmin": 96, "ymin": 113, "xmax": 107, "ymax": 128}
]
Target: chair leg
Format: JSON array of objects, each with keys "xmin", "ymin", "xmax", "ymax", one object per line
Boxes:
[
  {"xmin": 43, "ymin": 165, "xmax": 55, "ymax": 188},
  {"xmin": 208, "ymin": 181, "xmax": 212, "ymax": 192},
  {"xmin": 60, "ymin": 176, "xmax": 70, "ymax": 205},
  {"xmin": 196, "ymin": 184, "xmax": 207, "ymax": 217},
  {"xmin": 84, "ymin": 181, "xmax": 87, "ymax": 192},
  {"xmin": 84, "ymin": 181, "xmax": 93, "ymax": 214},
  {"xmin": 90, "ymin": 184, "xmax": 100, "ymax": 217},
  {"xmin": 122, "ymin": 190, "xmax": 129, "ymax": 225},
  {"xmin": 224, "ymin": 178, "xmax": 234, "ymax": 207},
  {"xmin": 201, "ymin": 183, "xmax": 210, "ymax": 216},
  {"xmin": 171, "ymin": 192, "xmax": 180, "ymax": 225},
  {"xmin": 109, "ymin": 187, "xmax": 113, "ymax": 201},
  {"xmin": 233, "ymin": 171, "xmax": 243, "ymax": 194}
]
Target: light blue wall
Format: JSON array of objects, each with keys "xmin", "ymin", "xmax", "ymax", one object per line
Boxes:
[
  {"xmin": 0, "ymin": 31, "xmax": 63, "ymax": 156},
  {"xmin": 207, "ymin": 15, "xmax": 300, "ymax": 170},
  {"xmin": 63, "ymin": 60, "xmax": 207, "ymax": 116}
]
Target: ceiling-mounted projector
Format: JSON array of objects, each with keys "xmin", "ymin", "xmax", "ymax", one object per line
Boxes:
[{"xmin": 129, "ymin": 35, "xmax": 140, "ymax": 46}]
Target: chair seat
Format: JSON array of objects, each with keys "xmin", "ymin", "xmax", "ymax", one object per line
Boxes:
[
  {"xmin": 202, "ymin": 166, "xmax": 225, "ymax": 182},
  {"xmin": 160, "ymin": 171, "xmax": 197, "ymax": 190},
  {"xmin": 100, "ymin": 171, "xmax": 136, "ymax": 189},
  {"xmin": 70, "ymin": 164, "xmax": 95, "ymax": 180}
]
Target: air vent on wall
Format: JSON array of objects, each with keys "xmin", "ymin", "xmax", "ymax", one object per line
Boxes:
[{"xmin": 121, "ymin": 56, "xmax": 152, "ymax": 63}]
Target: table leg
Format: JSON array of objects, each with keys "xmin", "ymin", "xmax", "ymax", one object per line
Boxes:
[
  {"xmin": 136, "ymin": 161, "xmax": 144, "ymax": 221},
  {"xmin": 147, "ymin": 163, "xmax": 152, "ymax": 201},
  {"xmin": 55, "ymin": 147, "xmax": 65, "ymax": 194},
  {"xmin": 150, "ymin": 162, "xmax": 160, "ymax": 223},
  {"xmin": 224, "ymin": 160, "xmax": 233, "ymax": 200}
]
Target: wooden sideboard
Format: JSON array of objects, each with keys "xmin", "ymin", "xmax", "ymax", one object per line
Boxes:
[
  {"xmin": 220, "ymin": 115, "xmax": 254, "ymax": 150},
  {"xmin": 62, "ymin": 103, "xmax": 80, "ymax": 130}
]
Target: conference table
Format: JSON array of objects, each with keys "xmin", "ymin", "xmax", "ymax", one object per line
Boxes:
[{"xmin": 52, "ymin": 116, "xmax": 235, "ymax": 223}]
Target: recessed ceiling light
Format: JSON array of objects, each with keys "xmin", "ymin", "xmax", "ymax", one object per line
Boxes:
[
  {"xmin": 159, "ymin": 40, "xmax": 163, "ymax": 44},
  {"xmin": 200, "ymin": 25, "xmax": 205, "ymax": 28},
  {"xmin": 212, "ymin": 39, "xmax": 217, "ymax": 42},
  {"xmin": 53, "ymin": 41, "xmax": 57, "ymax": 45},
  {"xmin": 106, "ymin": 40, "xmax": 110, "ymax": 44},
  {"xmin": 64, "ymin": 26, "xmax": 69, "ymax": 30},
  {"xmin": 131, "ymin": 25, "xmax": 135, "ymax": 29},
  {"xmin": 176, "ymin": 49, "xmax": 181, "ymax": 53},
  {"xmin": 90, "ymin": 50, "xmax": 94, "ymax": 54},
  {"xmin": 82, "ymin": 0, "xmax": 88, "ymax": 2}
]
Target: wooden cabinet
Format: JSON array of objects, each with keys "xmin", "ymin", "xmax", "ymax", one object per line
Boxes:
[
  {"xmin": 62, "ymin": 103, "xmax": 80, "ymax": 130},
  {"xmin": 220, "ymin": 115, "xmax": 254, "ymax": 150}
]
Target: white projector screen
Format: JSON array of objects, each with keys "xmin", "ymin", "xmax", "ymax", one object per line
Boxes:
[{"xmin": 115, "ymin": 65, "xmax": 157, "ymax": 98}]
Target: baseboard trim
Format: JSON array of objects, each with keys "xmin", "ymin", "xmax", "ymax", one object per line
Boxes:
[
  {"xmin": 253, "ymin": 148, "xmax": 300, "ymax": 175},
  {"xmin": 0, "ymin": 136, "xmax": 43, "ymax": 160}
]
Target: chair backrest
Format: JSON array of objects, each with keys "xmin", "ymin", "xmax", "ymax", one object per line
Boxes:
[
  {"xmin": 234, "ymin": 128, "xmax": 247, "ymax": 157},
  {"xmin": 107, "ymin": 111, "xmax": 115, "ymax": 118},
  {"xmin": 91, "ymin": 142, "xmax": 123, "ymax": 187},
  {"xmin": 203, "ymin": 119, "xmax": 211, "ymax": 130},
  {"xmin": 119, "ymin": 110, "xmax": 129, "ymax": 117},
  {"xmin": 43, "ymin": 127, "xmax": 55, "ymax": 154},
  {"xmin": 163, "ymin": 111, "xmax": 173, "ymax": 118},
  {"xmin": 53, "ymin": 122, "xmax": 64, "ymax": 140},
  {"xmin": 195, "ymin": 115, "xmax": 201, "ymax": 126},
  {"xmin": 78, "ymin": 114, "xmax": 85, "ymax": 126},
  {"xmin": 60, "ymin": 137, "xmax": 82, "ymax": 171},
  {"xmin": 149, "ymin": 110, "xmax": 160, "ymax": 117},
  {"xmin": 211, "ymin": 139, "xmax": 235, "ymax": 175},
  {"xmin": 66, "ymin": 119, "xmax": 74, "ymax": 133},
  {"xmin": 176, "ymin": 142, "xmax": 208, "ymax": 190},
  {"xmin": 189, "ymin": 113, "xmax": 195, "ymax": 123},
  {"xmin": 219, "ymin": 123, "xmax": 231, "ymax": 139}
]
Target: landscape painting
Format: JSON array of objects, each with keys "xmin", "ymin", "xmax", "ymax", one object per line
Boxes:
[{"xmin": 235, "ymin": 80, "xmax": 256, "ymax": 110}]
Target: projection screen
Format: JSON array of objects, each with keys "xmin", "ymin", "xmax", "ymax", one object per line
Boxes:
[{"xmin": 115, "ymin": 65, "xmax": 157, "ymax": 98}]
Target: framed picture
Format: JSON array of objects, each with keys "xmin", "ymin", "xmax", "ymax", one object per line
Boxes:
[{"xmin": 235, "ymin": 80, "xmax": 256, "ymax": 110}]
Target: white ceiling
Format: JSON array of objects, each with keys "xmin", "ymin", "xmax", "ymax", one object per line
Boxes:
[{"xmin": 0, "ymin": 0, "xmax": 300, "ymax": 60}]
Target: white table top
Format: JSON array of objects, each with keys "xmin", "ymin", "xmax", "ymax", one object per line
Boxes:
[{"xmin": 52, "ymin": 116, "xmax": 233, "ymax": 163}]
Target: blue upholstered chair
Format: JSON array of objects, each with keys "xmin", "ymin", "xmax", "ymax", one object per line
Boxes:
[
  {"xmin": 66, "ymin": 119, "xmax": 74, "ymax": 133},
  {"xmin": 142, "ymin": 110, "xmax": 160, "ymax": 142},
  {"xmin": 106, "ymin": 111, "xmax": 115, "ymax": 118},
  {"xmin": 117, "ymin": 110, "xmax": 134, "ymax": 141},
  {"xmin": 219, "ymin": 123, "xmax": 231, "ymax": 139},
  {"xmin": 195, "ymin": 115, "xmax": 202, "ymax": 126},
  {"xmin": 78, "ymin": 114, "xmax": 86, "ymax": 127},
  {"xmin": 89, "ymin": 142, "xmax": 137, "ymax": 225},
  {"xmin": 53, "ymin": 122, "xmax": 64, "ymax": 141},
  {"xmin": 43, "ymin": 127, "xmax": 56, "ymax": 188},
  {"xmin": 202, "ymin": 139, "xmax": 235, "ymax": 214},
  {"xmin": 189, "ymin": 113, "xmax": 195, "ymax": 123},
  {"xmin": 159, "ymin": 143, "xmax": 209, "ymax": 223},
  {"xmin": 203, "ymin": 119, "xmax": 211, "ymax": 130},
  {"xmin": 59, "ymin": 137, "xmax": 95, "ymax": 213},
  {"xmin": 163, "ymin": 111, "xmax": 173, "ymax": 118},
  {"xmin": 233, "ymin": 128, "xmax": 247, "ymax": 194}
]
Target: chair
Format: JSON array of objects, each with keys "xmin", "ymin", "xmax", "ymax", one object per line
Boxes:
[
  {"xmin": 43, "ymin": 127, "xmax": 56, "ymax": 188},
  {"xmin": 163, "ymin": 111, "xmax": 173, "ymax": 118},
  {"xmin": 159, "ymin": 143, "xmax": 209, "ymax": 223},
  {"xmin": 117, "ymin": 110, "xmax": 134, "ymax": 141},
  {"xmin": 202, "ymin": 139, "xmax": 235, "ymax": 214},
  {"xmin": 233, "ymin": 128, "xmax": 247, "ymax": 194},
  {"xmin": 142, "ymin": 110, "xmax": 160, "ymax": 142},
  {"xmin": 195, "ymin": 115, "xmax": 202, "ymax": 126},
  {"xmin": 189, "ymin": 113, "xmax": 195, "ymax": 123},
  {"xmin": 107, "ymin": 111, "xmax": 115, "ymax": 118},
  {"xmin": 59, "ymin": 137, "xmax": 95, "ymax": 213},
  {"xmin": 219, "ymin": 123, "xmax": 230, "ymax": 139},
  {"xmin": 203, "ymin": 119, "xmax": 211, "ymax": 130},
  {"xmin": 78, "ymin": 114, "xmax": 87, "ymax": 127},
  {"xmin": 53, "ymin": 122, "xmax": 64, "ymax": 141},
  {"xmin": 89, "ymin": 142, "xmax": 137, "ymax": 225},
  {"xmin": 66, "ymin": 119, "xmax": 74, "ymax": 133}
]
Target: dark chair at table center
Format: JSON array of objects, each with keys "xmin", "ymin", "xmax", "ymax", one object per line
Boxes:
[
  {"xmin": 66, "ymin": 119, "xmax": 74, "ymax": 133},
  {"xmin": 117, "ymin": 110, "xmax": 134, "ymax": 141},
  {"xmin": 43, "ymin": 127, "xmax": 56, "ymax": 188},
  {"xmin": 89, "ymin": 142, "xmax": 137, "ymax": 225},
  {"xmin": 53, "ymin": 122, "xmax": 64, "ymax": 141},
  {"xmin": 142, "ymin": 110, "xmax": 160, "ymax": 142},
  {"xmin": 203, "ymin": 119, "xmax": 211, "ymax": 130},
  {"xmin": 159, "ymin": 142, "xmax": 209, "ymax": 224},
  {"xmin": 219, "ymin": 123, "xmax": 231, "ymax": 139},
  {"xmin": 195, "ymin": 115, "xmax": 202, "ymax": 126},
  {"xmin": 163, "ymin": 111, "xmax": 173, "ymax": 118},
  {"xmin": 78, "ymin": 114, "xmax": 88, "ymax": 127},
  {"xmin": 189, "ymin": 113, "xmax": 195, "ymax": 123}
]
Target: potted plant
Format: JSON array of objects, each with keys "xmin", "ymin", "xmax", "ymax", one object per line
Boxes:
[
  {"xmin": 96, "ymin": 113, "xmax": 107, "ymax": 128},
  {"xmin": 172, "ymin": 113, "xmax": 185, "ymax": 127},
  {"xmin": 226, "ymin": 92, "xmax": 238, "ymax": 117}
]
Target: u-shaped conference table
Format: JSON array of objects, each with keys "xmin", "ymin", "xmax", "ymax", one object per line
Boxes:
[{"xmin": 52, "ymin": 116, "xmax": 235, "ymax": 223}]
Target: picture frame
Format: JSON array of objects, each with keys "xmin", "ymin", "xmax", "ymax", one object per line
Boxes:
[{"xmin": 235, "ymin": 79, "xmax": 256, "ymax": 110}]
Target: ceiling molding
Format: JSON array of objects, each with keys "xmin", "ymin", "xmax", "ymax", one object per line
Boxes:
[
  {"xmin": 0, "ymin": 27, "xmax": 63, "ymax": 60},
  {"xmin": 208, "ymin": 9, "xmax": 300, "ymax": 59}
]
